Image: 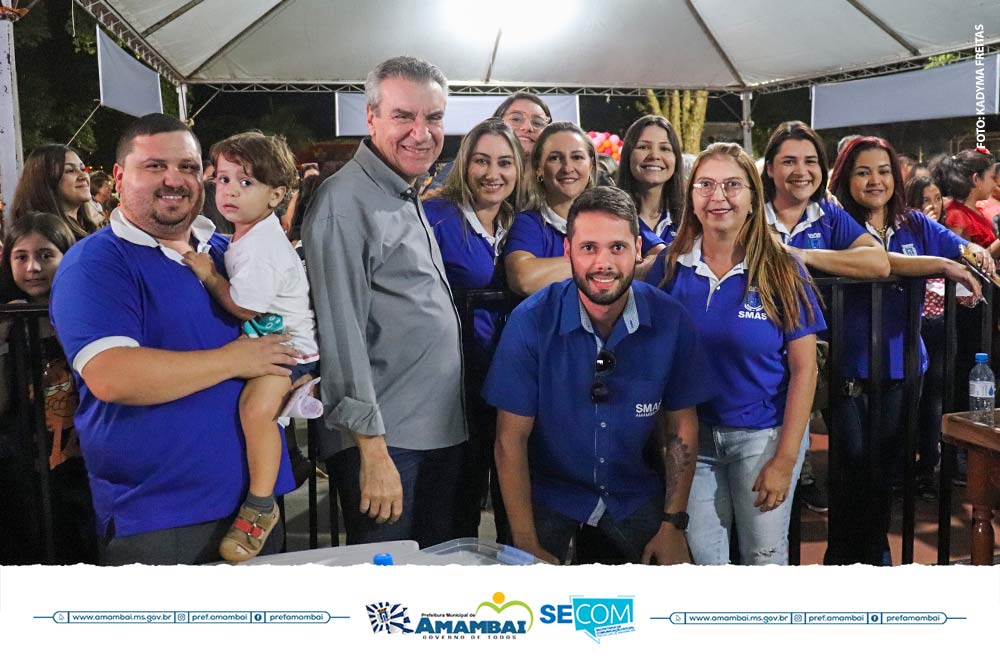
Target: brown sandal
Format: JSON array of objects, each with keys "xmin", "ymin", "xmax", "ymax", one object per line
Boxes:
[{"xmin": 219, "ymin": 502, "xmax": 280, "ymax": 563}]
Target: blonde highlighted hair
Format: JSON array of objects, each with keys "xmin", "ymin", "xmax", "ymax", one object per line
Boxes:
[
  {"xmin": 660, "ymin": 142, "xmax": 818, "ymax": 331},
  {"xmin": 438, "ymin": 118, "xmax": 524, "ymax": 236}
]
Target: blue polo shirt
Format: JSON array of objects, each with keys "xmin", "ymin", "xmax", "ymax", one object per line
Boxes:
[
  {"xmin": 50, "ymin": 214, "xmax": 294, "ymax": 539},
  {"xmin": 482, "ymin": 279, "xmax": 716, "ymax": 523},
  {"xmin": 840, "ymin": 210, "xmax": 966, "ymax": 379},
  {"xmin": 424, "ymin": 197, "xmax": 505, "ymax": 351},
  {"xmin": 639, "ymin": 209, "xmax": 678, "ymax": 246},
  {"xmin": 504, "ymin": 208, "xmax": 666, "ymax": 259},
  {"xmin": 647, "ymin": 238, "xmax": 826, "ymax": 428},
  {"xmin": 765, "ymin": 199, "xmax": 867, "ymax": 251}
]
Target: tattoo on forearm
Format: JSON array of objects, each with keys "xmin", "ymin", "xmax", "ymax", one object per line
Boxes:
[{"xmin": 661, "ymin": 434, "xmax": 694, "ymax": 501}]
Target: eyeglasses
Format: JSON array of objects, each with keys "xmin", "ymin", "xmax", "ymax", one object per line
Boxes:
[
  {"xmin": 691, "ymin": 178, "xmax": 749, "ymax": 198},
  {"xmin": 504, "ymin": 112, "xmax": 550, "ymax": 131},
  {"xmin": 590, "ymin": 348, "xmax": 616, "ymax": 404}
]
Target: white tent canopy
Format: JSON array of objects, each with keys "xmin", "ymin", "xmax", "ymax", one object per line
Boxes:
[{"xmin": 77, "ymin": 0, "xmax": 1000, "ymax": 93}]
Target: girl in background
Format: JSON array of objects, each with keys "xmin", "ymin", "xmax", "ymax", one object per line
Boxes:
[{"xmin": 0, "ymin": 213, "xmax": 96, "ymax": 564}]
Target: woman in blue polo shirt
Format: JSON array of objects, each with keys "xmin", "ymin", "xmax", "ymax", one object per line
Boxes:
[
  {"xmin": 825, "ymin": 136, "xmax": 989, "ymax": 565},
  {"xmin": 422, "ymin": 118, "xmax": 525, "ymax": 540},
  {"xmin": 761, "ymin": 121, "xmax": 890, "ymax": 513},
  {"xmin": 616, "ymin": 115, "xmax": 685, "ymax": 248},
  {"xmin": 504, "ymin": 121, "xmax": 664, "ymax": 295},
  {"xmin": 648, "ymin": 143, "xmax": 825, "ymax": 565},
  {"xmin": 761, "ymin": 121, "xmax": 888, "ymax": 277}
]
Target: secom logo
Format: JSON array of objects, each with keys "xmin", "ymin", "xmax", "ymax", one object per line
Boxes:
[{"xmin": 540, "ymin": 595, "xmax": 635, "ymax": 643}]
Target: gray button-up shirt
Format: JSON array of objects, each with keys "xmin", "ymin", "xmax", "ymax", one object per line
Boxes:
[{"xmin": 303, "ymin": 140, "xmax": 467, "ymax": 456}]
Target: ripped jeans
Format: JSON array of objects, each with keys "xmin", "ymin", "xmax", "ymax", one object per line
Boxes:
[{"xmin": 685, "ymin": 424, "xmax": 808, "ymax": 565}]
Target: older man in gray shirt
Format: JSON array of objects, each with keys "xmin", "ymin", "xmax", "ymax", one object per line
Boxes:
[{"xmin": 303, "ymin": 56, "xmax": 468, "ymax": 547}]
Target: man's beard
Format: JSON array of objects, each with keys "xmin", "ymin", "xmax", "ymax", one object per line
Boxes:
[
  {"xmin": 573, "ymin": 268, "xmax": 634, "ymax": 306},
  {"xmin": 149, "ymin": 185, "xmax": 203, "ymax": 227}
]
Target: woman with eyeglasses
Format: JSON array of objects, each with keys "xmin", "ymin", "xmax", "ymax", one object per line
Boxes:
[
  {"xmin": 824, "ymin": 137, "xmax": 989, "ymax": 565},
  {"xmin": 493, "ymin": 92, "xmax": 552, "ymax": 174},
  {"xmin": 422, "ymin": 119, "xmax": 524, "ymax": 540},
  {"xmin": 504, "ymin": 121, "xmax": 663, "ymax": 295},
  {"xmin": 616, "ymin": 115, "xmax": 685, "ymax": 249},
  {"xmin": 646, "ymin": 143, "xmax": 824, "ymax": 565},
  {"xmin": 11, "ymin": 144, "xmax": 99, "ymax": 241}
]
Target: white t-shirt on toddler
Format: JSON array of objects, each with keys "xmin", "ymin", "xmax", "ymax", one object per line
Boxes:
[{"xmin": 224, "ymin": 213, "xmax": 320, "ymax": 363}]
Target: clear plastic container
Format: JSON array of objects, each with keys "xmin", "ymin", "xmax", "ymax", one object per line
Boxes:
[
  {"xmin": 244, "ymin": 540, "xmax": 420, "ymax": 566},
  {"xmin": 406, "ymin": 538, "xmax": 539, "ymax": 565}
]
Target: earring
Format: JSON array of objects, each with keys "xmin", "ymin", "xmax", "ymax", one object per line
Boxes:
[{"xmin": 537, "ymin": 174, "xmax": 544, "ymax": 183}]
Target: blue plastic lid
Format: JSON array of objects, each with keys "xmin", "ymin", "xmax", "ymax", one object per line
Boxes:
[
  {"xmin": 373, "ymin": 552, "xmax": 394, "ymax": 566},
  {"xmin": 976, "ymin": 353, "xmax": 989, "ymax": 363}
]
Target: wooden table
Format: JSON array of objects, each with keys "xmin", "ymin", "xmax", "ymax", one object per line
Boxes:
[{"xmin": 941, "ymin": 410, "xmax": 1000, "ymax": 565}]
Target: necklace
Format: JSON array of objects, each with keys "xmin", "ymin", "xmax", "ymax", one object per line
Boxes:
[{"xmin": 874, "ymin": 222, "xmax": 891, "ymax": 246}]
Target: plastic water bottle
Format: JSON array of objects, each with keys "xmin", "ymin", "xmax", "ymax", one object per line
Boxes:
[{"xmin": 969, "ymin": 352, "xmax": 995, "ymax": 426}]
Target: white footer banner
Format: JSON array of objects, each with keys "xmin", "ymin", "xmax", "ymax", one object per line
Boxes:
[{"xmin": 2, "ymin": 564, "xmax": 998, "ymax": 662}]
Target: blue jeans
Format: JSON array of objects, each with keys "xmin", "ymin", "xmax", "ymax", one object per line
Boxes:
[
  {"xmin": 532, "ymin": 496, "xmax": 664, "ymax": 564},
  {"xmin": 686, "ymin": 424, "xmax": 808, "ymax": 565},
  {"xmin": 329, "ymin": 442, "xmax": 472, "ymax": 548}
]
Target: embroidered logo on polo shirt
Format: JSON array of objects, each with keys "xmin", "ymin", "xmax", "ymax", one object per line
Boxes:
[
  {"xmin": 739, "ymin": 287, "xmax": 768, "ymax": 320},
  {"xmin": 901, "ymin": 243, "xmax": 917, "ymax": 256},
  {"xmin": 635, "ymin": 401, "xmax": 661, "ymax": 417},
  {"xmin": 807, "ymin": 232, "xmax": 823, "ymax": 249}
]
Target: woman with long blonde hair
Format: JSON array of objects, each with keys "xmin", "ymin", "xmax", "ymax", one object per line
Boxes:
[
  {"xmin": 422, "ymin": 118, "xmax": 525, "ymax": 540},
  {"xmin": 646, "ymin": 142, "xmax": 824, "ymax": 565}
]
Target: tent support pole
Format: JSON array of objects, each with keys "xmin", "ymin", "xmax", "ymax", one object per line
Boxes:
[
  {"xmin": 0, "ymin": 2, "xmax": 24, "ymax": 224},
  {"xmin": 740, "ymin": 91, "xmax": 753, "ymax": 154},
  {"xmin": 177, "ymin": 83, "xmax": 189, "ymax": 122}
]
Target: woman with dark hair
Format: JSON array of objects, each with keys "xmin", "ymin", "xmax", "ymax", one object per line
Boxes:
[
  {"xmin": 976, "ymin": 162, "xmax": 1000, "ymax": 231},
  {"xmin": 934, "ymin": 149, "xmax": 999, "ymax": 256},
  {"xmin": 0, "ymin": 212, "xmax": 97, "ymax": 564},
  {"xmin": 825, "ymin": 137, "xmax": 989, "ymax": 564},
  {"xmin": 647, "ymin": 142, "xmax": 824, "ymax": 565},
  {"xmin": 10, "ymin": 144, "xmax": 99, "ymax": 240},
  {"xmin": 761, "ymin": 121, "xmax": 888, "ymax": 278},
  {"xmin": 504, "ymin": 121, "xmax": 663, "ymax": 295},
  {"xmin": 760, "ymin": 121, "xmax": 890, "ymax": 513},
  {"xmin": 423, "ymin": 118, "xmax": 526, "ymax": 540},
  {"xmin": 616, "ymin": 115, "xmax": 685, "ymax": 247}
]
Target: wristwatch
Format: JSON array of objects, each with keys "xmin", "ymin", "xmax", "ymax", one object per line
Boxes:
[{"xmin": 661, "ymin": 511, "xmax": 689, "ymax": 530}]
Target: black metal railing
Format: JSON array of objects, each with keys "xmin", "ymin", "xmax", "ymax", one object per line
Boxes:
[
  {"xmin": 0, "ymin": 303, "xmax": 59, "ymax": 565},
  {"xmin": 451, "ymin": 275, "xmax": 993, "ymax": 565},
  {"xmin": 5, "ymin": 271, "xmax": 992, "ymax": 564},
  {"xmin": 817, "ymin": 274, "xmax": 993, "ymax": 564}
]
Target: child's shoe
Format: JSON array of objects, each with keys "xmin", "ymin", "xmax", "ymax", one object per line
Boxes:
[{"xmin": 219, "ymin": 502, "xmax": 280, "ymax": 563}]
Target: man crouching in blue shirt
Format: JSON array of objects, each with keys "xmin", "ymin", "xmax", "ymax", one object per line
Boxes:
[{"xmin": 483, "ymin": 186, "xmax": 716, "ymax": 564}]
